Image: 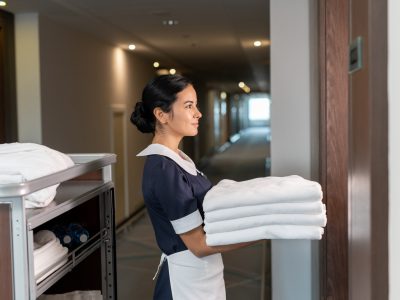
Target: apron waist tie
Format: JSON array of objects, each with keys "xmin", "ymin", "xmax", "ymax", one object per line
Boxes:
[{"xmin": 153, "ymin": 253, "xmax": 167, "ymax": 280}]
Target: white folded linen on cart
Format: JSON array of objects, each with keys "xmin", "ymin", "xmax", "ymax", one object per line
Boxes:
[
  {"xmin": 204, "ymin": 201, "xmax": 325, "ymax": 223},
  {"xmin": 206, "ymin": 225, "xmax": 324, "ymax": 246},
  {"xmin": 0, "ymin": 143, "xmax": 74, "ymax": 208},
  {"xmin": 38, "ymin": 290, "xmax": 102, "ymax": 300},
  {"xmin": 204, "ymin": 212, "xmax": 327, "ymax": 234},
  {"xmin": 34, "ymin": 230, "xmax": 68, "ymax": 283},
  {"xmin": 203, "ymin": 175, "xmax": 323, "ymax": 212}
]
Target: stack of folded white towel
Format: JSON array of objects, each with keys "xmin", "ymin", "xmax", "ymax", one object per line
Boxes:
[
  {"xmin": 37, "ymin": 290, "xmax": 104, "ymax": 300},
  {"xmin": 203, "ymin": 175, "xmax": 326, "ymax": 246},
  {"xmin": 38, "ymin": 290, "xmax": 102, "ymax": 300},
  {"xmin": 34, "ymin": 230, "xmax": 69, "ymax": 283},
  {"xmin": 0, "ymin": 143, "xmax": 74, "ymax": 208}
]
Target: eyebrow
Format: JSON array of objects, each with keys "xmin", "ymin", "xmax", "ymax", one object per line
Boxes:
[{"xmin": 184, "ymin": 100, "xmax": 197, "ymax": 105}]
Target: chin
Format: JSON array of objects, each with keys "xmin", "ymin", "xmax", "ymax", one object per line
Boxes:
[{"xmin": 187, "ymin": 130, "xmax": 198, "ymax": 136}]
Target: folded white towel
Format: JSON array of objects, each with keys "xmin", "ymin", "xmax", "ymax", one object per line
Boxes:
[
  {"xmin": 204, "ymin": 201, "xmax": 325, "ymax": 223},
  {"xmin": 38, "ymin": 290, "xmax": 103, "ymax": 300},
  {"xmin": 0, "ymin": 143, "xmax": 74, "ymax": 208},
  {"xmin": 36, "ymin": 257, "xmax": 69, "ymax": 284},
  {"xmin": 203, "ymin": 175, "xmax": 323, "ymax": 212},
  {"xmin": 35, "ymin": 244, "xmax": 68, "ymax": 278},
  {"xmin": 0, "ymin": 173, "xmax": 25, "ymax": 184},
  {"xmin": 34, "ymin": 230, "xmax": 68, "ymax": 282},
  {"xmin": 204, "ymin": 213, "xmax": 327, "ymax": 234},
  {"xmin": 205, "ymin": 225, "xmax": 324, "ymax": 246}
]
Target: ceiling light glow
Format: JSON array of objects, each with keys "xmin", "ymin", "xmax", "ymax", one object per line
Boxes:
[
  {"xmin": 238, "ymin": 82, "xmax": 251, "ymax": 93},
  {"xmin": 220, "ymin": 92, "xmax": 227, "ymax": 100},
  {"xmin": 163, "ymin": 20, "xmax": 179, "ymax": 26},
  {"xmin": 128, "ymin": 44, "xmax": 136, "ymax": 50},
  {"xmin": 254, "ymin": 40, "xmax": 262, "ymax": 47},
  {"xmin": 169, "ymin": 68, "xmax": 176, "ymax": 75},
  {"xmin": 0, "ymin": 1, "xmax": 6, "ymax": 6},
  {"xmin": 153, "ymin": 61, "xmax": 160, "ymax": 68}
]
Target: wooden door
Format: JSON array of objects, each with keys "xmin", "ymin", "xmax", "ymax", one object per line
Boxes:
[
  {"xmin": 319, "ymin": 0, "xmax": 349, "ymax": 298},
  {"xmin": 0, "ymin": 9, "xmax": 17, "ymax": 143},
  {"xmin": 0, "ymin": 204, "xmax": 13, "ymax": 300},
  {"xmin": 111, "ymin": 106, "xmax": 129, "ymax": 225},
  {"xmin": 319, "ymin": 0, "xmax": 388, "ymax": 299},
  {"xmin": 348, "ymin": 0, "xmax": 388, "ymax": 299}
]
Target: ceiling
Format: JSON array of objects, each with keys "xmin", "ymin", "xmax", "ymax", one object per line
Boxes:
[{"xmin": 3, "ymin": 0, "xmax": 270, "ymax": 93}]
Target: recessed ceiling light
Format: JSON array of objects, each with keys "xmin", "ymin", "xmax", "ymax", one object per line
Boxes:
[
  {"xmin": 128, "ymin": 44, "xmax": 136, "ymax": 50},
  {"xmin": 238, "ymin": 82, "xmax": 245, "ymax": 88},
  {"xmin": 0, "ymin": 1, "xmax": 7, "ymax": 6},
  {"xmin": 169, "ymin": 68, "xmax": 176, "ymax": 75},
  {"xmin": 220, "ymin": 92, "xmax": 227, "ymax": 100},
  {"xmin": 163, "ymin": 20, "xmax": 179, "ymax": 26},
  {"xmin": 153, "ymin": 62, "xmax": 160, "ymax": 68},
  {"xmin": 254, "ymin": 41, "xmax": 262, "ymax": 47}
]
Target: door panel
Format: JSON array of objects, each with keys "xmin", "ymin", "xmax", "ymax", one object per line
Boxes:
[
  {"xmin": 348, "ymin": 0, "xmax": 388, "ymax": 299},
  {"xmin": 0, "ymin": 204, "xmax": 12, "ymax": 300},
  {"xmin": 0, "ymin": 10, "xmax": 17, "ymax": 143},
  {"xmin": 320, "ymin": 0, "xmax": 389, "ymax": 299},
  {"xmin": 319, "ymin": 1, "xmax": 349, "ymax": 298},
  {"xmin": 112, "ymin": 109, "xmax": 128, "ymax": 225}
]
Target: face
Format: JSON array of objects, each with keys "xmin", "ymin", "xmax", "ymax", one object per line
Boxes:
[{"xmin": 162, "ymin": 84, "xmax": 202, "ymax": 138}]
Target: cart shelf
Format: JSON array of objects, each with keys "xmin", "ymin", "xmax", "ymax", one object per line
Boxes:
[{"xmin": 0, "ymin": 153, "xmax": 117, "ymax": 300}]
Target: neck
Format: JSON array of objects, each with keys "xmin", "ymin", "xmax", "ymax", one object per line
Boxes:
[{"xmin": 152, "ymin": 133, "xmax": 182, "ymax": 154}]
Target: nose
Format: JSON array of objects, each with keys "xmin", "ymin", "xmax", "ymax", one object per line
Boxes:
[{"xmin": 195, "ymin": 107, "xmax": 202, "ymax": 119}]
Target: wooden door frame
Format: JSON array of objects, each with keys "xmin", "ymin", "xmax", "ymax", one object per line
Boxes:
[
  {"xmin": 319, "ymin": 0, "xmax": 388, "ymax": 299},
  {"xmin": 319, "ymin": 1, "xmax": 349, "ymax": 299}
]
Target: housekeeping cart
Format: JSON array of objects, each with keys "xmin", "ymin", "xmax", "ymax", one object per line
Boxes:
[{"xmin": 0, "ymin": 154, "xmax": 117, "ymax": 300}]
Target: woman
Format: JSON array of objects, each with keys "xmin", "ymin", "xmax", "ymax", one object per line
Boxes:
[{"xmin": 131, "ymin": 74, "xmax": 253, "ymax": 300}]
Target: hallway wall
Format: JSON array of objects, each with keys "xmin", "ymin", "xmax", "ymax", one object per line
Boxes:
[
  {"xmin": 388, "ymin": 0, "xmax": 400, "ymax": 298},
  {"xmin": 14, "ymin": 13, "xmax": 42, "ymax": 144},
  {"xmin": 270, "ymin": 0, "xmax": 319, "ymax": 299},
  {"xmin": 15, "ymin": 14, "xmax": 154, "ymax": 223}
]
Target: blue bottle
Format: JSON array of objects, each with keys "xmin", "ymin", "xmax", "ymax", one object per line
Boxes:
[
  {"xmin": 67, "ymin": 223, "xmax": 90, "ymax": 246},
  {"xmin": 52, "ymin": 224, "xmax": 73, "ymax": 248}
]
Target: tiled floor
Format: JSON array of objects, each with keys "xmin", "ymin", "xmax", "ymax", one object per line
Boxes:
[{"xmin": 117, "ymin": 127, "xmax": 271, "ymax": 299}]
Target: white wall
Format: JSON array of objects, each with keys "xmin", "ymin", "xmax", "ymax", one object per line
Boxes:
[
  {"xmin": 14, "ymin": 14, "xmax": 154, "ymax": 218},
  {"xmin": 388, "ymin": 0, "xmax": 400, "ymax": 298},
  {"xmin": 15, "ymin": 13, "xmax": 42, "ymax": 143},
  {"xmin": 38, "ymin": 16, "xmax": 153, "ymax": 154},
  {"xmin": 270, "ymin": 0, "xmax": 319, "ymax": 299}
]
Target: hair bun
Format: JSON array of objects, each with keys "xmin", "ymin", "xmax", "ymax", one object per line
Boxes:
[
  {"xmin": 130, "ymin": 101, "xmax": 154, "ymax": 133},
  {"xmin": 135, "ymin": 101, "xmax": 145, "ymax": 115}
]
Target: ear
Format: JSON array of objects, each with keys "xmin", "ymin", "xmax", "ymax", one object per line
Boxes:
[{"xmin": 153, "ymin": 107, "xmax": 169, "ymax": 124}]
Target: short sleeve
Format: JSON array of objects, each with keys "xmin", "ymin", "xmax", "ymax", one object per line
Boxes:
[{"xmin": 152, "ymin": 158, "xmax": 203, "ymax": 234}]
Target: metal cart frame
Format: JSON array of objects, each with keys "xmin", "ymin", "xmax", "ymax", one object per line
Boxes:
[{"xmin": 0, "ymin": 154, "xmax": 117, "ymax": 300}]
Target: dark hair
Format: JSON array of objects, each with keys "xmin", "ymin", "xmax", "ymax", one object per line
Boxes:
[{"xmin": 130, "ymin": 74, "xmax": 192, "ymax": 133}]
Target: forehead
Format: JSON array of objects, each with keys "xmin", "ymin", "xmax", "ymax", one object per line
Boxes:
[{"xmin": 175, "ymin": 85, "xmax": 197, "ymax": 102}]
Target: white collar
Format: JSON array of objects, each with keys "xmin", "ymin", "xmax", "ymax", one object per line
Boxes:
[{"xmin": 137, "ymin": 144, "xmax": 197, "ymax": 176}]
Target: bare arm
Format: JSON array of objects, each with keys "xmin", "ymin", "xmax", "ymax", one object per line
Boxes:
[{"xmin": 179, "ymin": 225, "xmax": 259, "ymax": 258}]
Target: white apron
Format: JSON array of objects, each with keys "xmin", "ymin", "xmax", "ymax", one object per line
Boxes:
[{"xmin": 154, "ymin": 250, "xmax": 226, "ymax": 300}]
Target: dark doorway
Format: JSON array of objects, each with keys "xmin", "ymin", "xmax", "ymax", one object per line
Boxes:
[{"xmin": 0, "ymin": 9, "xmax": 17, "ymax": 143}]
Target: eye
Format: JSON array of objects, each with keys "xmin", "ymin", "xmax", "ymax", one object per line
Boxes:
[{"xmin": 185, "ymin": 104, "xmax": 193, "ymax": 109}]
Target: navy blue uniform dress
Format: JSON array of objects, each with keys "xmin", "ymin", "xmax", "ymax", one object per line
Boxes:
[{"xmin": 141, "ymin": 153, "xmax": 212, "ymax": 300}]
